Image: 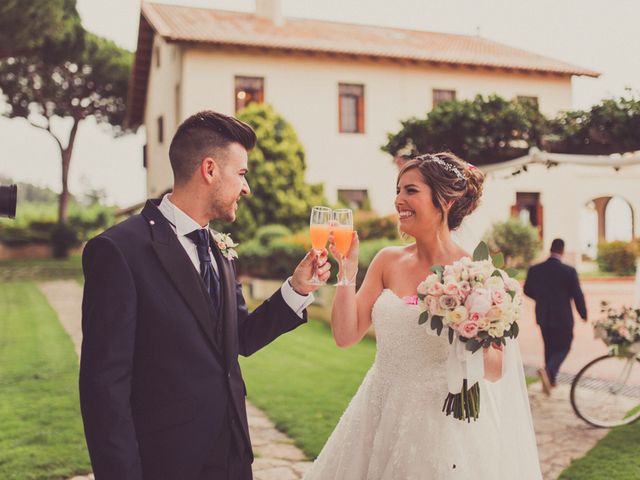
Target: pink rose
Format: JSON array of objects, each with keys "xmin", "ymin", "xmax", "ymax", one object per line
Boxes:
[
  {"xmin": 444, "ymin": 283, "xmax": 459, "ymax": 296},
  {"xmin": 469, "ymin": 311, "xmax": 484, "ymax": 323},
  {"xmin": 459, "ymin": 320, "xmax": 479, "ymax": 339},
  {"xmin": 217, "ymin": 241, "xmax": 226, "ymax": 250},
  {"xmin": 427, "ymin": 282, "xmax": 444, "ymax": 296},
  {"xmin": 465, "ymin": 288, "xmax": 493, "ymax": 315},
  {"xmin": 403, "ymin": 295, "xmax": 419, "ymax": 305},
  {"xmin": 458, "ymin": 281, "xmax": 471, "ymax": 297},
  {"xmin": 491, "ymin": 289, "xmax": 506, "ymax": 305},
  {"xmin": 439, "ymin": 295, "xmax": 460, "ymax": 310}
]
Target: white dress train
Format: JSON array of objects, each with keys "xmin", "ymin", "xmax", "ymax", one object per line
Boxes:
[{"xmin": 304, "ymin": 289, "xmax": 542, "ymax": 480}]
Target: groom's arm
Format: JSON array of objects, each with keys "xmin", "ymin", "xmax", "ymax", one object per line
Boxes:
[
  {"xmin": 79, "ymin": 236, "xmax": 142, "ymax": 480},
  {"xmin": 235, "ymin": 265, "xmax": 309, "ymax": 357}
]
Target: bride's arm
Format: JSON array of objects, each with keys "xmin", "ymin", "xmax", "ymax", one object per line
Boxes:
[
  {"xmin": 483, "ymin": 344, "xmax": 504, "ymax": 382},
  {"xmin": 329, "ymin": 234, "xmax": 386, "ymax": 348}
]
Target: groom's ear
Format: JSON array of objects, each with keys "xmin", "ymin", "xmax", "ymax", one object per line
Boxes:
[{"xmin": 201, "ymin": 157, "xmax": 218, "ymax": 184}]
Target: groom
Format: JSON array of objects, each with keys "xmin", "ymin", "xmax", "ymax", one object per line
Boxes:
[{"xmin": 79, "ymin": 110, "xmax": 330, "ymax": 480}]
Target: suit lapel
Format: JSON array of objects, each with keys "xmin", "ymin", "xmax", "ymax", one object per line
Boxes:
[
  {"xmin": 210, "ymin": 231, "xmax": 238, "ymax": 363},
  {"xmin": 142, "ymin": 201, "xmax": 223, "ymax": 358}
]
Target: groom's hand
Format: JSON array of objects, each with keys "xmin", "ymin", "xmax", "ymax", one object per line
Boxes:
[{"xmin": 290, "ymin": 249, "xmax": 331, "ymax": 295}]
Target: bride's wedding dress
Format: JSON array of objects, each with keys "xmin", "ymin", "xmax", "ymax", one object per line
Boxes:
[{"xmin": 304, "ymin": 289, "xmax": 542, "ymax": 479}]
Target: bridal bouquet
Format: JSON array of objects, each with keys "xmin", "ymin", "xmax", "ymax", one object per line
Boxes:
[
  {"xmin": 594, "ymin": 301, "xmax": 640, "ymax": 356},
  {"xmin": 417, "ymin": 241, "xmax": 523, "ymax": 421}
]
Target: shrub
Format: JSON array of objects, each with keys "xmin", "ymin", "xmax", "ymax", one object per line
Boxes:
[
  {"xmin": 484, "ymin": 219, "xmax": 541, "ymax": 268},
  {"xmin": 254, "ymin": 224, "xmax": 292, "ymax": 246},
  {"xmin": 597, "ymin": 241, "xmax": 637, "ymax": 275},
  {"xmin": 355, "ymin": 214, "xmax": 399, "ymax": 241},
  {"xmin": 51, "ymin": 223, "xmax": 79, "ymax": 258}
]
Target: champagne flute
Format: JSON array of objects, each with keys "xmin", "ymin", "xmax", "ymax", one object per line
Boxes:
[
  {"xmin": 333, "ymin": 208, "xmax": 355, "ymax": 286},
  {"xmin": 308, "ymin": 206, "xmax": 332, "ymax": 285}
]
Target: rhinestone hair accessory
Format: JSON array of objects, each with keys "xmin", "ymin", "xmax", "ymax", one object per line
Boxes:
[{"xmin": 415, "ymin": 154, "xmax": 466, "ymax": 180}]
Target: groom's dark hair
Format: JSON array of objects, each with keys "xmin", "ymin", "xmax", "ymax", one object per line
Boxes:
[{"xmin": 169, "ymin": 110, "xmax": 256, "ymax": 185}]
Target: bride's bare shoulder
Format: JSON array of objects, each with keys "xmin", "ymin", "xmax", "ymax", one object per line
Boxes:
[{"xmin": 369, "ymin": 243, "xmax": 415, "ymax": 270}]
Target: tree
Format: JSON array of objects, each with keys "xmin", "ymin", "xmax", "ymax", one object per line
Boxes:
[
  {"xmin": 0, "ymin": 32, "xmax": 132, "ymax": 224},
  {"xmin": 483, "ymin": 218, "xmax": 541, "ymax": 268},
  {"xmin": 0, "ymin": 0, "xmax": 83, "ymax": 58},
  {"xmin": 382, "ymin": 94, "xmax": 548, "ymax": 165},
  {"xmin": 547, "ymin": 96, "xmax": 640, "ymax": 155},
  {"xmin": 215, "ymin": 103, "xmax": 326, "ymax": 242}
]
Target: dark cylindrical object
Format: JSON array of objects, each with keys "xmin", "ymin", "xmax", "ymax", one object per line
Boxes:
[{"xmin": 0, "ymin": 184, "xmax": 17, "ymax": 218}]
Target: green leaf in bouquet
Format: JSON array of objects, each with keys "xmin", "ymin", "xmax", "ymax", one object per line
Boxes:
[
  {"xmin": 508, "ymin": 290, "xmax": 516, "ymax": 300},
  {"xmin": 465, "ymin": 338, "xmax": 483, "ymax": 353},
  {"xmin": 448, "ymin": 327, "xmax": 455, "ymax": 344},
  {"xmin": 505, "ymin": 268, "xmax": 519, "ymax": 278},
  {"xmin": 430, "ymin": 264, "xmax": 444, "ymax": 274},
  {"xmin": 510, "ymin": 321, "xmax": 520, "ymax": 339},
  {"xmin": 492, "ymin": 252, "xmax": 505, "ymax": 269},
  {"xmin": 431, "ymin": 315, "xmax": 444, "ymax": 335},
  {"xmin": 491, "ymin": 270, "xmax": 502, "ymax": 278},
  {"xmin": 473, "ymin": 241, "xmax": 490, "ymax": 261},
  {"xmin": 418, "ymin": 311, "xmax": 430, "ymax": 325},
  {"xmin": 417, "ymin": 293, "xmax": 426, "ymax": 301}
]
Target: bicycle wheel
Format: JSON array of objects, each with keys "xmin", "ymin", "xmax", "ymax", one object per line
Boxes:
[{"xmin": 570, "ymin": 354, "xmax": 640, "ymax": 428}]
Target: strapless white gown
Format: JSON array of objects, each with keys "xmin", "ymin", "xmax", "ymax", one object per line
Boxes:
[{"xmin": 304, "ymin": 289, "xmax": 542, "ymax": 480}]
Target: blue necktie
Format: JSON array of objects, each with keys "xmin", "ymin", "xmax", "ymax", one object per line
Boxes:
[{"xmin": 186, "ymin": 228, "xmax": 221, "ymax": 314}]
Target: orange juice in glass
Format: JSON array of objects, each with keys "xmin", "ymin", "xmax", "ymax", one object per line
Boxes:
[
  {"xmin": 310, "ymin": 224, "xmax": 331, "ymax": 251},
  {"xmin": 332, "ymin": 209, "xmax": 355, "ymax": 286},
  {"xmin": 308, "ymin": 206, "xmax": 332, "ymax": 285},
  {"xmin": 333, "ymin": 226, "xmax": 353, "ymax": 258}
]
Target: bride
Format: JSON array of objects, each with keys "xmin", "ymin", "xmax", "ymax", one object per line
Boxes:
[{"xmin": 304, "ymin": 153, "xmax": 542, "ymax": 479}]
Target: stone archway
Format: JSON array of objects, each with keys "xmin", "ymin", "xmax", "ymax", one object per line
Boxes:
[
  {"xmin": 605, "ymin": 196, "xmax": 635, "ymax": 241},
  {"xmin": 583, "ymin": 196, "xmax": 635, "ymax": 254}
]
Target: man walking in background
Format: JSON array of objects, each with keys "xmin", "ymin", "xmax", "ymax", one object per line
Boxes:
[{"xmin": 524, "ymin": 238, "xmax": 588, "ymax": 395}]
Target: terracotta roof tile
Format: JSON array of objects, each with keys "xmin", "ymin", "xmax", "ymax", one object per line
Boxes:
[{"xmin": 142, "ymin": 2, "xmax": 599, "ymax": 77}]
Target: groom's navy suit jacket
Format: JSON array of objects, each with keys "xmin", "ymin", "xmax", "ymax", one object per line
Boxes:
[
  {"xmin": 79, "ymin": 200, "xmax": 306, "ymax": 479},
  {"xmin": 523, "ymin": 256, "xmax": 587, "ymax": 329}
]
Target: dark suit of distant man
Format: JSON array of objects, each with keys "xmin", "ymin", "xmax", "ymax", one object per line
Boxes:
[{"xmin": 524, "ymin": 238, "xmax": 587, "ymax": 389}]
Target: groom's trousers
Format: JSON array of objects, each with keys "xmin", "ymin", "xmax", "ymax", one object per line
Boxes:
[{"xmin": 540, "ymin": 323, "xmax": 573, "ymax": 385}]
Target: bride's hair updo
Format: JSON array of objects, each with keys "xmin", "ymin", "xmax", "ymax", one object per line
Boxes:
[{"xmin": 397, "ymin": 152, "xmax": 485, "ymax": 230}]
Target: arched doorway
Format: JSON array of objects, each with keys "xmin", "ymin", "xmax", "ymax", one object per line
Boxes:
[
  {"xmin": 582, "ymin": 196, "xmax": 635, "ymax": 259},
  {"xmin": 605, "ymin": 196, "xmax": 634, "ymax": 241}
]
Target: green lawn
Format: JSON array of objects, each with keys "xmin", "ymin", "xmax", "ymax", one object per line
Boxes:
[
  {"xmin": 0, "ymin": 282, "xmax": 90, "ymax": 479},
  {"xmin": 0, "ymin": 255, "xmax": 83, "ymax": 282},
  {"xmin": 239, "ymin": 319, "xmax": 376, "ymax": 458},
  {"xmin": 559, "ymin": 416, "xmax": 640, "ymax": 479}
]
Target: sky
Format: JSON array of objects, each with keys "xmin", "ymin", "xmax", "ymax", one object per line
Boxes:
[{"xmin": 1, "ymin": 0, "xmax": 639, "ymax": 207}]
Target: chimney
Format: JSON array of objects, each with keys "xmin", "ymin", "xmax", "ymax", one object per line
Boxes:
[{"xmin": 256, "ymin": 0, "xmax": 284, "ymax": 27}]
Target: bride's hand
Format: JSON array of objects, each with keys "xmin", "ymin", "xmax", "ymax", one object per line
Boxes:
[
  {"xmin": 328, "ymin": 231, "xmax": 359, "ymax": 284},
  {"xmin": 483, "ymin": 342, "xmax": 504, "ymax": 382}
]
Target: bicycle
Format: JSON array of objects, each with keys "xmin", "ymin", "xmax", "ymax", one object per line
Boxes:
[{"xmin": 570, "ymin": 349, "xmax": 640, "ymax": 428}]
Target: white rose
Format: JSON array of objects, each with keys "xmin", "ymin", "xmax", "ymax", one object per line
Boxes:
[{"xmin": 484, "ymin": 276, "xmax": 505, "ymax": 291}]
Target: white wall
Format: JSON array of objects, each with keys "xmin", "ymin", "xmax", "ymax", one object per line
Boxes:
[
  {"xmin": 147, "ymin": 47, "xmax": 572, "ymax": 211},
  {"xmin": 465, "ymin": 163, "xmax": 640, "ymax": 268},
  {"xmin": 144, "ymin": 35, "xmax": 183, "ymax": 198}
]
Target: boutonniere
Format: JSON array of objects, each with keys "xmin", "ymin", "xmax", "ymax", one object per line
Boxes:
[{"xmin": 211, "ymin": 231, "xmax": 239, "ymax": 260}]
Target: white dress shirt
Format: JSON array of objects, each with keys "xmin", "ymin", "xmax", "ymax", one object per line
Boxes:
[{"xmin": 158, "ymin": 194, "xmax": 313, "ymax": 317}]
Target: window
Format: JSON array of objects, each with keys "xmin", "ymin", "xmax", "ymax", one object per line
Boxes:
[
  {"xmin": 339, "ymin": 83, "xmax": 365, "ymax": 134},
  {"xmin": 516, "ymin": 96, "xmax": 539, "ymax": 109},
  {"xmin": 432, "ymin": 89, "xmax": 456, "ymax": 108},
  {"xmin": 511, "ymin": 192, "xmax": 543, "ymax": 239},
  {"xmin": 157, "ymin": 116, "xmax": 164, "ymax": 143},
  {"xmin": 235, "ymin": 76, "xmax": 264, "ymax": 112},
  {"xmin": 143, "ymin": 144, "xmax": 148, "ymax": 169},
  {"xmin": 338, "ymin": 189, "xmax": 370, "ymax": 210}
]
